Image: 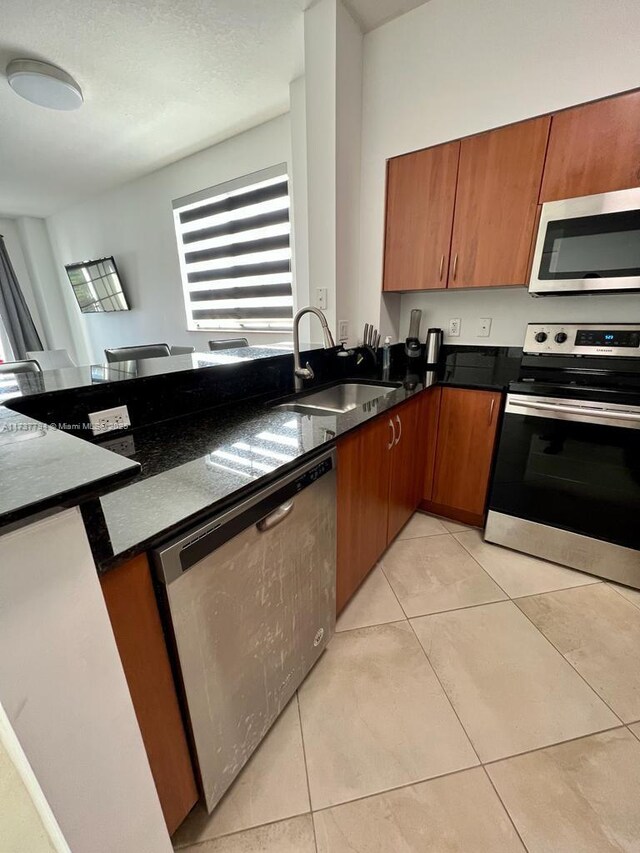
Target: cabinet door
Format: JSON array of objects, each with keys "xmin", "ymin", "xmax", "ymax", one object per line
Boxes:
[
  {"xmin": 541, "ymin": 90, "xmax": 640, "ymax": 202},
  {"xmin": 387, "ymin": 396, "xmax": 423, "ymax": 542},
  {"xmin": 336, "ymin": 415, "xmax": 393, "ymax": 612},
  {"xmin": 383, "ymin": 141, "xmax": 460, "ymax": 292},
  {"xmin": 431, "ymin": 388, "xmax": 501, "ymax": 519},
  {"xmin": 100, "ymin": 553, "xmax": 198, "ymax": 834},
  {"xmin": 449, "ymin": 116, "xmax": 550, "ymax": 288}
]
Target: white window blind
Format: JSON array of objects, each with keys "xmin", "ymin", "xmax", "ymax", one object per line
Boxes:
[{"xmin": 173, "ymin": 164, "xmax": 293, "ymax": 333}]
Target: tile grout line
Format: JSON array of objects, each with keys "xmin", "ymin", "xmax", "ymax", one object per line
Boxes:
[
  {"xmin": 304, "ymin": 723, "xmax": 631, "ymax": 821},
  {"xmin": 481, "ymin": 765, "xmax": 531, "ymax": 853},
  {"xmin": 295, "ymin": 691, "xmax": 319, "ymax": 853},
  {"xmin": 511, "ymin": 595, "xmax": 626, "ymax": 726},
  {"xmin": 308, "ymin": 763, "xmax": 488, "ymax": 817},
  {"xmin": 180, "ymin": 725, "xmax": 628, "ymax": 851},
  {"xmin": 606, "ymin": 580, "xmax": 640, "ymax": 611},
  {"xmin": 404, "ymin": 614, "xmax": 484, "ymax": 768},
  {"xmin": 480, "ymin": 722, "xmax": 626, "ymax": 769},
  {"xmin": 435, "ymin": 533, "xmax": 624, "ymax": 725},
  {"xmin": 452, "ymin": 530, "xmax": 604, "ymax": 601},
  {"xmin": 396, "ymin": 530, "xmax": 452, "ymax": 543},
  {"xmin": 449, "ymin": 532, "xmax": 514, "ymax": 602},
  {"xmin": 336, "ymin": 617, "xmax": 409, "ymax": 636}
]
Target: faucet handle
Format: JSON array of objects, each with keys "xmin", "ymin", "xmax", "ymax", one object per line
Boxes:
[{"xmin": 295, "ymin": 362, "xmax": 315, "ymax": 381}]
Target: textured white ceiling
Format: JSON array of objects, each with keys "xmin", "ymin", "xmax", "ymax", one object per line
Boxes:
[
  {"xmin": 343, "ymin": 0, "xmax": 431, "ymax": 32},
  {"xmin": 0, "ymin": 0, "xmax": 431, "ymax": 218},
  {"xmin": 0, "ymin": 0, "xmax": 307, "ymax": 217}
]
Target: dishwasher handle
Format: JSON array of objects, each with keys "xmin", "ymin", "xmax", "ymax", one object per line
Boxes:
[
  {"xmin": 256, "ymin": 500, "xmax": 295, "ymax": 532},
  {"xmin": 153, "ymin": 448, "xmax": 336, "ymax": 584}
]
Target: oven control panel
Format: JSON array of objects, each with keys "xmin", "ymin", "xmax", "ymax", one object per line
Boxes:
[{"xmin": 524, "ymin": 324, "xmax": 640, "ymax": 357}]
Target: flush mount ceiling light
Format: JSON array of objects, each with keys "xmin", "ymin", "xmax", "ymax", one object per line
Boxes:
[{"xmin": 6, "ymin": 59, "xmax": 83, "ymax": 110}]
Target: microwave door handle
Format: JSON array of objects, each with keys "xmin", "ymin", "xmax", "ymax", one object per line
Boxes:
[{"xmin": 509, "ymin": 399, "xmax": 640, "ymax": 424}]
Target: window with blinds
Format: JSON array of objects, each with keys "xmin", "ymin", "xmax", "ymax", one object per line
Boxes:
[{"xmin": 173, "ymin": 164, "xmax": 293, "ymax": 333}]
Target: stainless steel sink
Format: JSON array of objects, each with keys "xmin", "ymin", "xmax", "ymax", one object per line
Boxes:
[{"xmin": 274, "ymin": 382, "xmax": 400, "ymax": 416}]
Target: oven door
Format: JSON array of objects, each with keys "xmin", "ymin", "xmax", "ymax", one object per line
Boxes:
[
  {"xmin": 529, "ymin": 188, "xmax": 640, "ymax": 295},
  {"xmin": 488, "ymin": 394, "xmax": 640, "ymax": 558}
]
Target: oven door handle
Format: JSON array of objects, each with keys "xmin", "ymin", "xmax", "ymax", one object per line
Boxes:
[{"xmin": 507, "ymin": 396, "xmax": 640, "ymax": 428}]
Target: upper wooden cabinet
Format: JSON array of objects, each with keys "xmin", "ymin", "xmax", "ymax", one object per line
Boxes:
[
  {"xmin": 541, "ymin": 90, "xmax": 640, "ymax": 202},
  {"xmin": 382, "ymin": 89, "xmax": 640, "ymax": 294},
  {"xmin": 449, "ymin": 116, "xmax": 550, "ymax": 288},
  {"xmin": 383, "ymin": 141, "xmax": 460, "ymax": 291}
]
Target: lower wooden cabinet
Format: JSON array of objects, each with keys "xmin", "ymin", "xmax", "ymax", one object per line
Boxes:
[
  {"xmin": 424, "ymin": 387, "xmax": 502, "ymax": 525},
  {"xmin": 100, "ymin": 553, "xmax": 198, "ymax": 834},
  {"xmin": 336, "ymin": 393, "xmax": 429, "ymax": 612},
  {"xmin": 387, "ymin": 394, "xmax": 430, "ymax": 541},
  {"xmin": 336, "ymin": 413, "xmax": 392, "ymax": 612}
]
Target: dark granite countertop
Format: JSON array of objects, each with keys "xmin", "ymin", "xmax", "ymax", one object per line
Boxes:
[
  {"xmin": 0, "ymin": 341, "xmax": 520, "ymax": 563},
  {"xmin": 84, "ymin": 377, "xmax": 429, "ymax": 571},
  {"xmin": 437, "ymin": 345, "xmax": 522, "ymax": 392},
  {"xmin": 0, "ymin": 403, "xmax": 139, "ymax": 529},
  {"xmin": 0, "ymin": 344, "xmax": 303, "ymax": 405},
  {"xmin": 0, "ymin": 344, "xmax": 310, "ymax": 532}
]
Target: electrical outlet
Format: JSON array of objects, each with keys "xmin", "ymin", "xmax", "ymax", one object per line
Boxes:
[
  {"xmin": 338, "ymin": 320, "xmax": 349, "ymax": 341},
  {"xmin": 88, "ymin": 404, "xmax": 131, "ymax": 435},
  {"xmin": 101, "ymin": 434, "xmax": 136, "ymax": 457},
  {"xmin": 478, "ymin": 317, "xmax": 492, "ymax": 337},
  {"xmin": 448, "ymin": 318, "xmax": 461, "ymax": 337},
  {"xmin": 315, "ymin": 287, "xmax": 328, "ymax": 310}
]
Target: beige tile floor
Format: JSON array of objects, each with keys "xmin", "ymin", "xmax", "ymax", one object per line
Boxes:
[{"xmin": 174, "ymin": 512, "xmax": 640, "ymax": 853}]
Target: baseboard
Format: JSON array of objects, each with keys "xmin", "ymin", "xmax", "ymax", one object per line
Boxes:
[{"xmin": 419, "ymin": 500, "xmax": 483, "ymax": 529}]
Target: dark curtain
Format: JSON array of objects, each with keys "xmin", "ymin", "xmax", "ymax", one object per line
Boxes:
[{"xmin": 0, "ymin": 234, "xmax": 43, "ymax": 360}]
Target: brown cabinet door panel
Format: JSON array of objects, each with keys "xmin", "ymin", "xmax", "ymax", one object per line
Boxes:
[
  {"xmin": 449, "ymin": 116, "xmax": 550, "ymax": 288},
  {"xmin": 383, "ymin": 141, "xmax": 460, "ymax": 291},
  {"xmin": 541, "ymin": 90, "xmax": 640, "ymax": 202},
  {"xmin": 387, "ymin": 397, "xmax": 423, "ymax": 542},
  {"xmin": 432, "ymin": 388, "xmax": 502, "ymax": 517},
  {"xmin": 100, "ymin": 554, "xmax": 198, "ymax": 834},
  {"xmin": 336, "ymin": 415, "xmax": 392, "ymax": 612}
]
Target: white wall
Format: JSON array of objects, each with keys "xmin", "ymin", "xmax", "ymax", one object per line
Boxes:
[
  {"xmin": 46, "ymin": 114, "xmax": 293, "ymax": 363},
  {"xmin": 0, "ymin": 702, "xmax": 70, "ymax": 852},
  {"xmin": 335, "ymin": 1, "xmax": 363, "ymax": 344},
  {"xmin": 0, "ymin": 509, "xmax": 171, "ymax": 853},
  {"xmin": 358, "ymin": 0, "xmax": 640, "ymax": 345},
  {"xmin": 304, "ymin": 0, "xmax": 338, "ymax": 332}
]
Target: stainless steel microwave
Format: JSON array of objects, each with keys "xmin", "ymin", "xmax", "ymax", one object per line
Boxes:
[{"xmin": 529, "ymin": 187, "xmax": 640, "ymax": 295}]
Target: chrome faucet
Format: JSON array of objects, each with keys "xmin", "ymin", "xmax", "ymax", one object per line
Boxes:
[{"xmin": 293, "ymin": 306, "xmax": 335, "ymax": 391}]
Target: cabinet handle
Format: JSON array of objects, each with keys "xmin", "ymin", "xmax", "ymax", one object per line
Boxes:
[
  {"xmin": 394, "ymin": 415, "xmax": 402, "ymax": 446},
  {"xmin": 388, "ymin": 418, "xmax": 395, "ymax": 450},
  {"xmin": 439, "ymin": 254, "xmax": 445, "ymax": 281},
  {"xmin": 488, "ymin": 398, "xmax": 495, "ymax": 425},
  {"xmin": 452, "ymin": 253, "xmax": 458, "ymax": 280}
]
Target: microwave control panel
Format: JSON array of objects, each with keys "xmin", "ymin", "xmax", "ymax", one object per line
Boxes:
[{"xmin": 524, "ymin": 323, "xmax": 640, "ymax": 357}]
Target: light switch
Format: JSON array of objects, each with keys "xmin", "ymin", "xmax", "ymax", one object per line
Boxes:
[{"xmin": 316, "ymin": 287, "xmax": 328, "ymax": 310}]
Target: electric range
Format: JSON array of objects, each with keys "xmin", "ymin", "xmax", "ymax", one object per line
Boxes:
[{"xmin": 486, "ymin": 323, "xmax": 640, "ymax": 588}]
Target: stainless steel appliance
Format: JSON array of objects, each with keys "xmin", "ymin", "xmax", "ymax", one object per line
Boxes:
[
  {"xmin": 154, "ymin": 449, "xmax": 337, "ymax": 812},
  {"xmin": 486, "ymin": 323, "xmax": 640, "ymax": 587},
  {"xmin": 424, "ymin": 327, "xmax": 443, "ymax": 388},
  {"xmin": 529, "ymin": 188, "xmax": 640, "ymax": 295}
]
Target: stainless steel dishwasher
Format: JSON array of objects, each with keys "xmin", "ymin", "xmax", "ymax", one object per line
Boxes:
[{"xmin": 154, "ymin": 448, "xmax": 336, "ymax": 812}]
